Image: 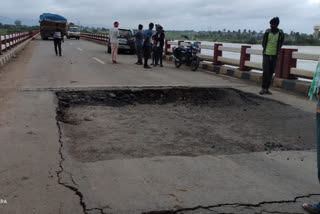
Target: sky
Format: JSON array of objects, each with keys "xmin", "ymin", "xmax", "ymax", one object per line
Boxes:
[{"xmin": 1, "ymin": 0, "xmax": 320, "ymax": 33}]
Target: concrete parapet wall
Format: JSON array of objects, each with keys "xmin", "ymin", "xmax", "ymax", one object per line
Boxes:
[
  {"xmin": 165, "ymin": 55, "xmax": 311, "ymax": 95},
  {"xmin": 0, "ymin": 34, "xmax": 39, "ymax": 69}
]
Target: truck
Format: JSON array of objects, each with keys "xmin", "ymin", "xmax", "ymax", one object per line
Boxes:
[
  {"xmin": 67, "ymin": 26, "xmax": 80, "ymax": 40},
  {"xmin": 39, "ymin": 13, "xmax": 67, "ymax": 40}
]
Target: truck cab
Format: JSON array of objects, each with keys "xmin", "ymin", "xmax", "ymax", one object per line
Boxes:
[{"xmin": 67, "ymin": 26, "xmax": 80, "ymax": 40}]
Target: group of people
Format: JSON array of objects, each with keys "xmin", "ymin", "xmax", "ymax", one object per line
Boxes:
[
  {"xmin": 109, "ymin": 22, "xmax": 165, "ymax": 69},
  {"xmin": 51, "ymin": 18, "xmax": 320, "ymax": 213}
]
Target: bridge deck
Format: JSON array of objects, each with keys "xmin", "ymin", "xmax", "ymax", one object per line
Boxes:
[{"xmin": 0, "ymin": 37, "xmax": 318, "ymax": 214}]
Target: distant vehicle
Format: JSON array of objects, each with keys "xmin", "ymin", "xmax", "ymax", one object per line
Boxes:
[
  {"xmin": 108, "ymin": 28, "xmax": 135, "ymax": 54},
  {"xmin": 39, "ymin": 13, "xmax": 67, "ymax": 40},
  {"xmin": 67, "ymin": 26, "xmax": 80, "ymax": 40}
]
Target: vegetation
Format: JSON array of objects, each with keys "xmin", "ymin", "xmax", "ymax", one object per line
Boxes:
[
  {"xmin": 0, "ymin": 21, "xmax": 39, "ymax": 35},
  {"xmin": 164, "ymin": 30, "xmax": 320, "ymax": 46},
  {"xmin": 3, "ymin": 22, "xmax": 317, "ymax": 46},
  {"xmin": 80, "ymin": 26, "xmax": 108, "ymax": 34},
  {"xmin": 79, "ymin": 26, "xmax": 320, "ymax": 46}
]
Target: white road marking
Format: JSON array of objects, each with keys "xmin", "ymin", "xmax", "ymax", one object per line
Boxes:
[
  {"xmin": 77, "ymin": 48, "xmax": 83, "ymax": 51},
  {"xmin": 92, "ymin": 57, "xmax": 105, "ymax": 65}
]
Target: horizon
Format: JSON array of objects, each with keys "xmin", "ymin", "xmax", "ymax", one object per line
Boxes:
[
  {"xmin": 0, "ymin": 16, "xmax": 316, "ymax": 35},
  {"xmin": 0, "ymin": 0, "xmax": 319, "ymax": 34}
]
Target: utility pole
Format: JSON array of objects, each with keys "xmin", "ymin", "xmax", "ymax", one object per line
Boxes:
[{"xmin": 314, "ymin": 25, "xmax": 319, "ymax": 39}]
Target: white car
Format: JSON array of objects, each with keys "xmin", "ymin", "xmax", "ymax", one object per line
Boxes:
[{"xmin": 67, "ymin": 27, "xmax": 80, "ymax": 40}]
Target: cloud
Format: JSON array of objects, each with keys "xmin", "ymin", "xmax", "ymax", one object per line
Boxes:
[{"xmin": 0, "ymin": 0, "xmax": 318, "ymax": 33}]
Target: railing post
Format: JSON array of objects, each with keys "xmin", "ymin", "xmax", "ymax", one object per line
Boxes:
[
  {"xmin": 239, "ymin": 45, "xmax": 251, "ymax": 71},
  {"xmin": 4, "ymin": 35, "xmax": 7, "ymax": 51},
  {"xmin": 0, "ymin": 35, "xmax": 2, "ymax": 55},
  {"xmin": 165, "ymin": 40, "xmax": 171, "ymax": 55},
  {"xmin": 196, "ymin": 42, "xmax": 201, "ymax": 53},
  {"xmin": 8, "ymin": 34, "xmax": 12, "ymax": 49},
  {"xmin": 12, "ymin": 33, "xmax": 15, "ymax": 47},
  {"xmin": 178, "ymin": 40, "xmax": 183, "ymax": 46},
  {"xmin": 7, "ymin": 34, "xmax": 10, "ymax": 49},
  {"xmin": 213, "ymin": 43, "xmax": 223, "ymax": 65},
  {"xmin": 281, "ymin": 48, "xmax": 298, "ymax": 79},
  {"xmin": 275, "ymin": 49, "xmax": 285, "ymax": 78}
]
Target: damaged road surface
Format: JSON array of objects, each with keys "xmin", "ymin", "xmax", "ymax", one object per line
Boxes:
[{"xmin": 55, "ymin": 87, "xmax": 320, "ymax": 214}]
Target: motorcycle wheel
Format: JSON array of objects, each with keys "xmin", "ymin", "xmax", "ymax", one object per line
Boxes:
[
  {"xmin": 174, "ymin": 59, "xmax": 182, "ymax": 68},
  {"xmin": 190, "ymin": 57, "xmax": 200, "ymax": 71}
]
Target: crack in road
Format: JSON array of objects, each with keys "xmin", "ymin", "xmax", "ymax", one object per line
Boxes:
[
  {"xmin": 142, "ymin": 194, "xmax": 320, "ymax": 214},
  {"xmin": 55, "ymin": 108, "xmax": 107, "ymax": 214},
  {"xmin": 260, "ymin": 210, "xmax": 305, "ymax": 214}
]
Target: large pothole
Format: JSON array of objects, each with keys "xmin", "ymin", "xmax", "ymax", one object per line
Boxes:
[{"xmin": 56, "ymin": 87, "xmax": 316, "ymax": 163}]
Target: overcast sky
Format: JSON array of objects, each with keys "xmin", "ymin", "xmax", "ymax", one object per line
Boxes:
[{"xmin": 1, "ymin": 0, "xmax": 320, "ymax": 33}]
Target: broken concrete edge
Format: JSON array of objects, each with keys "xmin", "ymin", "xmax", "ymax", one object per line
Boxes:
[
  {"xmin": 0, "ymin": 33, "xmax": 40, "ymax": 69},
  {"xmin": 164, "ymin": 55, "xmax": 311, "ymax": 96},
  {"xmin": 21, "ymin": 85, "xmax": 239, "ymax": 92}
]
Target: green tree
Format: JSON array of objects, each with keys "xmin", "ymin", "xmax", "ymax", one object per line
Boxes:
[{"xmin": 14, "ymin": 20, "xmax": 21, "ymax": 27}]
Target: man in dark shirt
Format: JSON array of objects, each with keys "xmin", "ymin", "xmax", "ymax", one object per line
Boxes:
[
  {"xmin": 143, "ymin": 22, "xmax": 154, "ymax": 69},
  {"xmin": 135, "ymin": 24, "xmax": 144, "ymax": 65},
  {"xmin": 154, "ymin": 25, "xmax": 165, "ymax": 67},
  {"xmin": 260, "ymin": 17, "xmax": 284, "ymax": 95}
]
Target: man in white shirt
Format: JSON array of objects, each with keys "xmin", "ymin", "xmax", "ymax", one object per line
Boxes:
[
  {"xmin": 109, "ymin": 22, "xmax": 120, "ymax": 63},
  {"xmin": 53, "ymin": 24, "xmax": 64, "ymax": 56}
]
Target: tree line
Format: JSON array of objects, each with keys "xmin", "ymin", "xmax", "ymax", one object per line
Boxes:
[
  {"xmin": 165, "ymin": 29, "xmax": 320, "ymax": 46},
  {"xmin": 0, "ymin": 20, "xmax": 39, "ymax": 35},
  {"xmin": 80, "ymin": 26, "xmax": 320, "ymax": 46},
  {"xmin": 2, "ymin": 23, "xmax": 319, "ymax": 46}
]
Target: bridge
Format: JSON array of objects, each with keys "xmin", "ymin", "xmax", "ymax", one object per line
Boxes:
[{"xmin": 0, "ymin": 32, "xmax": 319, "ymax": 214}]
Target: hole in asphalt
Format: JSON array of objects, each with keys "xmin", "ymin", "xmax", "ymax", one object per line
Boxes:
[{"xmin": 56, "ymin": 87, "xmax": 316, "ymax": 163}]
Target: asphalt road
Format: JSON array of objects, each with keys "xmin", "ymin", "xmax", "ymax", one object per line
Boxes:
[{"xmin": 0, "ymin": 37, "xmax": 319, "ymax": 214}]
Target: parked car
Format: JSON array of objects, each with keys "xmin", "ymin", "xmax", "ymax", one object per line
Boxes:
[
  {"xmin": 108, "ymin": 28, "xmax": 135, "ymax": 54},
  {"xmin": 67, "ymin": 26, "xmax": 80, "ymax": 40}
]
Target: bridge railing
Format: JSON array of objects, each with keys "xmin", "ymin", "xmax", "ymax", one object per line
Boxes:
[
  {"xmin": 0, "ymin": 30, "xmax": 39, "ymax": 55},
  {"xmin": 165, "ymin": 40, "xmax": 319, "ymax": 80},
  {"xmin": 81, "ymin": 33, "xmax": 109, "ymax": 43},
  {"xmin": 80, "ymin": 34, "xmax": 318, "ymax": 80}
]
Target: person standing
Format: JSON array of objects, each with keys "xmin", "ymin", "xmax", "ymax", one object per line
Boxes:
[
  {"xmin": 109, "ymin": 22, "xmax": 120, "ymax": 63},
  {"xmin": 260, "ymin": 17, "xmax": 284, "ymax": 95},
  {"xmin": 302, "ymin": 63, "xmax": 320, "ymax": 213},
  {"xmin": 135, "ymin": 24, "xmax": 144, "ymax": 65},
  {"xmin": 143, "ymin": 22, "xmax": 154, "ymax": 69},
  {"xmin": 154, "ymin": 25, "xmax": 165, "ymax": 67},
  {"xmin": 53, "ymin": 24, "xmax": 64, "ymax": 56}
]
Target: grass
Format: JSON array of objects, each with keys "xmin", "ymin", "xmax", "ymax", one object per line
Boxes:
[{"xmin": 0, "ymin": 29, "xmax": 8, "ymax": 35}]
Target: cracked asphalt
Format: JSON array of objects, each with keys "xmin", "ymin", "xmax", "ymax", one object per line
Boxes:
[{"xmin": 0, "ymin": 37, "xmax": 319, "ymax": 214}]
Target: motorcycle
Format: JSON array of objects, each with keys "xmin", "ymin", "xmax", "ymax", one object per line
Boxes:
[{"xmin": 171, "ymin": 37, "xmax": 201, "ymax": 71}]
